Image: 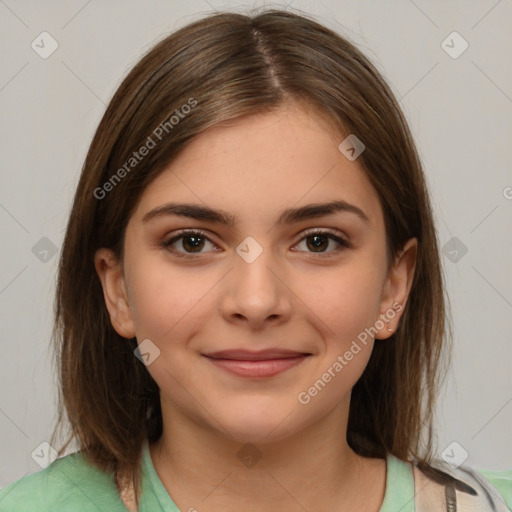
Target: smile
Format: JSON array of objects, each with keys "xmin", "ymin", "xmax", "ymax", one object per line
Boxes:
[{"xmin": 202, "ymin": 350, "xmax": 312, "ymax": 378}]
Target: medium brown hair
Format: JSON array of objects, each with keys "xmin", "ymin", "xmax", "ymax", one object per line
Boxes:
[{"xmin": 50, "ymin": 8, "xmax": 452, "ymax": 503}]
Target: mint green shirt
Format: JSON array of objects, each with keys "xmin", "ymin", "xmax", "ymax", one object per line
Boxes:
[{"xmin": 1, "ymin": 441, "xmax": 510, "ymax": 511}]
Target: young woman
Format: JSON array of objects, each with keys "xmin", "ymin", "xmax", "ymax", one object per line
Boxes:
[{"xmin": 1, "ymin": 9, "xmax": 510, "ymax": 512}]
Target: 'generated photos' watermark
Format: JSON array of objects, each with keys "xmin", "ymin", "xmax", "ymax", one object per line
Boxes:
[{"xmin": 94, "ymin": 98, "xmax": 198, "ymax": 200}]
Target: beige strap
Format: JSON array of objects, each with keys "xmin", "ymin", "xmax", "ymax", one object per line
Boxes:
[
  {"xmin": 413, "ymin": 464, "xmax": 510, "ymax": 511},
  {"xmin": 413, "ymin": 465, "xmax": 456, "ymax": 511}
]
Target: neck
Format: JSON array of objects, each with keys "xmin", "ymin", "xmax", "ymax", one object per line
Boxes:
[{"xmin": 149, "ymin": 396, "xmax": 386, "ymax": 511}]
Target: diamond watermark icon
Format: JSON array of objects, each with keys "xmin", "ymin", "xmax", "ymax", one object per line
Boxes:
[
  {"xmin": 441, "ymin": 441, "xmax": 469, "ymax": 469},
  {"xmin": 31, "ymin": 32, "xmax": 59, "ymax": 59},
  {"xmin": 32, "ymin": 237, "xmax": 58, "ymax": 263},
  {"xmin": 236, "ymin": 443, "xmax": 262, "ymax": 468},
  {"xmin": 338, "ymin": 134, "xmax": 365, "ymax": 161},
  {"xmin": 442, "ymin": 236, "xmax": 468, "ymax": 263},
  {"xmin": 134, "ymin": 338, "xmax": 161, "ymax": 365},
  {"xmin": 236, "ymin": 236, "xmax": 263, "ymax": 264},
  {"xmin": 31, "ymin": 441, "xmax": 58, "ymax": 469},
  {"xmin": 441, "ymin": 31, "xmax": 468, "ymax": 59}
]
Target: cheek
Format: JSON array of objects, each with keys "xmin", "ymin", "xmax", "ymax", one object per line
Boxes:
[
  {"xmin": 125, "ymin": 260, "xmax": 210, "ymax": 387},
  {"xmin": 302, "ymin": 260, "xmax": 383, "ymax": 343},
  {"xmin": 294, "ymin": 265, "xmax": 382, "ymax": 409},
  {"xmin": 125, "ymin": 247, "xmax": 221, "ymax": 341},
  {"xmin": 300, "ymin": 260, "xmax": 384, "ymax": 389}
]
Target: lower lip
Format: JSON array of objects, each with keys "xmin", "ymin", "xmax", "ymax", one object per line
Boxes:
[{"xmin": 204, "ymin": 355, "xmax": 309, "ymax": 378}]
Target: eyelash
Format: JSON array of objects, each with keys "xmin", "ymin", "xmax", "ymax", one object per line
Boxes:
[{"xmin": 162, "ymin": 228, "xmax": 351, "ymax": 259}]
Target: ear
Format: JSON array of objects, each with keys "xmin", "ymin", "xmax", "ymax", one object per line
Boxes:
[
  {"xmin": 375, "ymin": 237, "xmax": 418, "ymax": 340},
  {"xmin": 94, "ymin": 248, "xmax": 136, "ymax": 339}
]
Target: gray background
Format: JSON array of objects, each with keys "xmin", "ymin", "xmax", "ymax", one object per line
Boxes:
[{"xmin": 1, "ymin": 0, "xmax": 511, "ymax": 488}]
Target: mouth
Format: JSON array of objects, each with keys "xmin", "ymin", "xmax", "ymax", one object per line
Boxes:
[{"xmin": 202, "ymin": 349, "xmax": 312, "ymax": 378}]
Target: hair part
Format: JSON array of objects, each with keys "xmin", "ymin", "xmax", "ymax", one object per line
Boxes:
[{"xmin": 50, "ymin": 8, "xmax": 452, "ymax": 504}]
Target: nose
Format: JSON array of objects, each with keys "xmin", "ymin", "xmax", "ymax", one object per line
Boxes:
[{"xmin": 220, "ymin": 241, "xmax": 292, "ymax": 330}]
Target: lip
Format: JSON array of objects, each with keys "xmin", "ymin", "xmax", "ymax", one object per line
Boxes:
[
  {"xmin": 203, "ymin": 348, "xmax": 310, "ymax": 360},
  {"xmin": 202, "ymin": 349, "xmax": 312, "ymax": 378}
]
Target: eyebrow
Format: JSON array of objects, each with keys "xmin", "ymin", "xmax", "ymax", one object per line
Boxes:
[{"xmin": 142, "ymin": 200, "xmax": 370, "ymax": 226}]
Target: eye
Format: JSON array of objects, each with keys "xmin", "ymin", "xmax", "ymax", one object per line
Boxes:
[
  {"xmin": 293, "ymin": 228, "xmax": 351, "ymax": 256},
  {"xmin": 162, "ymin": 229, "xmax": 217, "ymax": 258},
  {"xmin": 162, "ymin": 228, "xmax": 351, "ymax": 259}
]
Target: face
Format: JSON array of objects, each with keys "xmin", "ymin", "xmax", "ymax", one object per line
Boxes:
[{"xmin": 95, "ymin": 102, "xmax": 416, "ymax": 444}]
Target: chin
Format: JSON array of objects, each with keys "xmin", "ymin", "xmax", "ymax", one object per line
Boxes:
[
  {"xmin": 211, "ymin": 402, "xmax": 303, "ymax": 445},
  {"xmin": 223, "ymin": 423, "xmax": 295, "ymax": 445}
]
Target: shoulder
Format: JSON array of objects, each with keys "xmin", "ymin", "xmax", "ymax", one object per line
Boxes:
[
  {"xmin": 477, "ymin": 467, "xmax": 512, "ymax": 509},
  {"xmin": 414, "ymin": 459, "xmax": 512, "ymax": 511},
  {"xmin": 0, "ymin": 452, "xmax": 127, "ymax": 512}
]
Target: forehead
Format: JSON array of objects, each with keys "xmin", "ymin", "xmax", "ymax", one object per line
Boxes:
[{"xmin": 131, "ymin": 103, "xmax": 384, "ymax": 230}]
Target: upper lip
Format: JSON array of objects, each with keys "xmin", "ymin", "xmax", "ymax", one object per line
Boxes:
[{"xmin": 203, "ymin": 349, "xmax": 311, "ymax": 360}]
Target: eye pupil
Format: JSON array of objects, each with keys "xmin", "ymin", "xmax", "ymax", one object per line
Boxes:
[
  {"xmin": 183, "ymin": 235, "xmax": 204, "ymax": 252},
  {"xmin": 307, "ymin": 234, "xmax": 328, "ymax": 252}
]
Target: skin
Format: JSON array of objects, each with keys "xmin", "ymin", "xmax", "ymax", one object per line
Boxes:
[{"xmin": 95, "ymin": 101, "xmax": 417, "ymax": 511}]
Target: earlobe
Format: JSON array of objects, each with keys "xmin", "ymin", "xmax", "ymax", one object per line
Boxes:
[
  {"xmin": 94, "ymin": 248, "xmax": 136, "ymax": 339},
  {"xmin": 376, "ymin": 237, "xmax": 418, "ymax": 340}
]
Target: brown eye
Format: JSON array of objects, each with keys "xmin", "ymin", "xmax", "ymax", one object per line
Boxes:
[
  {"xmin": 294, "ymin": 229, "xmax": 350, "ymax": 255},
  {"xmin": 180, "ymin": 234, "xmax": 206, "ymax": 252},
  {"xmin": 306, "ymin": 234, "xmax": 329, "ymax": 252},
  {"xmin": 163, "ymin": 229, "xmax": 216, "ymax": 258}
]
